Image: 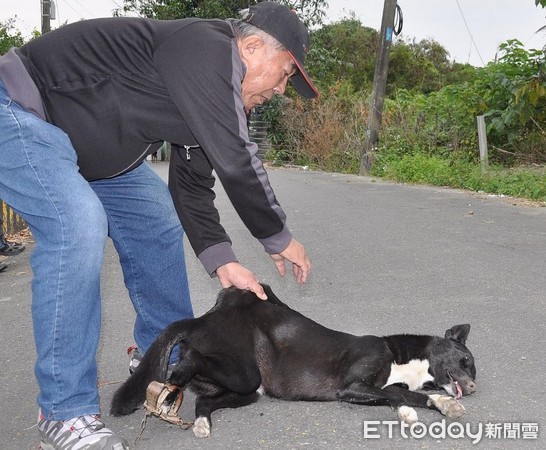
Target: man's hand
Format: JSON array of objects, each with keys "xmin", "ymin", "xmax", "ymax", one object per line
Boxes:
[
  {"xmin": 216, "ymin": 262, "xmax": 267, "ymax": 300},
  {"xmin": 270, "ymin": 238, "xmax": 311, "ymax": 284}
]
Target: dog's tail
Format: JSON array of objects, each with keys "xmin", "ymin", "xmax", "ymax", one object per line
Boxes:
[{"xmin": 110, "ymin": 319, "xmax": 190, "ymax": 416}]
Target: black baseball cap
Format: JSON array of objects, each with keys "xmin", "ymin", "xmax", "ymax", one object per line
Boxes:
[{"xmin": 243, "ymin": 2, "xmax": 319, "ymax": 98}]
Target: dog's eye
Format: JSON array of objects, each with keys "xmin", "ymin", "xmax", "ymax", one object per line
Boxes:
[{"xmin": 460, "ymin": 355, "xmax": 471, "ymax": 367}]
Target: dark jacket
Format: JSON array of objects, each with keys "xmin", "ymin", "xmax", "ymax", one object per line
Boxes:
[{"xmin": 0, "ymin": 17, "xmax": 292, "ymax": 275}]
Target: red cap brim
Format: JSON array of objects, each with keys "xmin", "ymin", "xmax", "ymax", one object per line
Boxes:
[{"xmin": 287, "ymin": 50, "xmax": 319, "ymax": 99}]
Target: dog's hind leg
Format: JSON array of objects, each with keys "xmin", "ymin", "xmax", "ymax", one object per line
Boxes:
[
  {"xmin": 169, "ymin": 347, "xmax": 261, "ymax": 395},
  {"xmin": 167, "ymin": 347, "xmax": 201, "ymax": 386},
  {"xmin": 168, "ymin": 346, "xmax": 262, "ymax": 438},
  {"xmin": 193, "ymin": 391, "xmax": 259, "ymax": 438}
]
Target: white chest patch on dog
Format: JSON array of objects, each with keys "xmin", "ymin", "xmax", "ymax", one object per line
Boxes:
[{"xmin": 383, "ymin": 359, "xmax": 434, "ymax": 391}]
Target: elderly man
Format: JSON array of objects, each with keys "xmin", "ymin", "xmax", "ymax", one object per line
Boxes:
[{"xmin": 0, "ymin": 2, "xmax": 317, "ymax": 448}]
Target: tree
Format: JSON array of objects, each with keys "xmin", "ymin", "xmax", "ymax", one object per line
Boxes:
[
  {"xmin": 0, "ymin": 19, "xmax": 25, "ymax": 55},
  {"xmin": 308, "ymin": 17, "xmax": 473, "ymax": 96},
  {"xmin": 309, "ymin": 16, "xmax": 377, "ymax": 92},
  {"xmin": 116, "ymin": 0, "xmax": 328, "ymax": 27},
  {"xmin": 388, "ymin": 38, "xmax": 457, "ymax": 94},
  {"xmin": 115, "ymin": 0, "xmax": 249, "ymax": 20},
  {"xmin": 535, "ymin": 0, "xmax": 546, "ymax": 37}
]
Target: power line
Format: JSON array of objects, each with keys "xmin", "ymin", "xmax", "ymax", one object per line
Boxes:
[
  {"xmin": 55, "ymin": 0, "xmax": 119, "ymax": 22},
  {"xmin": 454, "ymin": 0, "xmax": 485, "ymax": 65},
  {"xmin": 69, "ymin": 0, "xmax": 99, "ymax": 18},
  {"xmin": 55, "ymin": 0, "xmax": 88, "ymax": 20}
]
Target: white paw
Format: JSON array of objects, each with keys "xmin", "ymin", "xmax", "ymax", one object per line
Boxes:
[
  {"xmin": 397, "ymin": 406, "xmax": 418, "ymax": 424},
  {"xmin": 428, "ymin": 394, "xmax": 466, "ymax": 418},
  {"xmin": 193, "ymin": 416, "xmax": 211, "ymax": 438}
]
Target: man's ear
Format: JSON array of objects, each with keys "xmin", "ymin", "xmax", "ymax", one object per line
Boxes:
[{"xmin": 239, "ymin": 35, "xmax": 264, "ymax": 59}]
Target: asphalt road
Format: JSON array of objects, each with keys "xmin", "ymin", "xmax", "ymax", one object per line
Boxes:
[{"xmin": 1, "ymin": 162, "xmax": 544, "ymax": 449}]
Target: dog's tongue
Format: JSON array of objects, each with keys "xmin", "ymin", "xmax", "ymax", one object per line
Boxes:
[{"xmin": 455, "ymin": 382, "xmax": 463, "ymax": 399}]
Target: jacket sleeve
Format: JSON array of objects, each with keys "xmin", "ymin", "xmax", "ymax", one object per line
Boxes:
[{"xmin": 154, "ymin": 21, "xmax": 292, "ymax": 276}]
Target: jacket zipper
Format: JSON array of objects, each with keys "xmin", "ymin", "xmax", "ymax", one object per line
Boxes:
[{"xmin": 183, "ymin": 144, "xmax": 200, "ymax": 161}]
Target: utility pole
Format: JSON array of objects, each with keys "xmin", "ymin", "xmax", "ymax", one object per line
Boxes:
[
  {"xmin": 41, "ymin": 0, "xmax": 52, "ymax": 34},
  {"xmin": 360, "ymin": 0, "xmax": 398, "ymax": 174}
]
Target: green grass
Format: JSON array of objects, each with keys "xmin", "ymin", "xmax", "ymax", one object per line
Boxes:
[
  {"xmin": 370, "ymin": 152, "xmax": 546, "ymax": 202},
  {"xmin": 266, "ymin": 147, "xmax": 545, "ymax": 203}
]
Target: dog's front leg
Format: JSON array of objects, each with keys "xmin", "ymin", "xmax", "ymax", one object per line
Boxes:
[
  {"xmin": 338, "ymin": 382, "xmax": 422, "ymax": 423},
  {"xmin": 427, "ymin": 394, "xmax": 465, "ymax": 418},
  {"xmin": 337, "ymin": 382, "xmax": 465, "ymax": 420},
  {"xmin": 337, "ymin": 382, "xmax": 430, "ymax": 409}
]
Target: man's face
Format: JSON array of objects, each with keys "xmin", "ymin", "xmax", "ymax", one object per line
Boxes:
[{"xmin": 239, "ymin": 36, "xmax": 297, "ymax": 113}]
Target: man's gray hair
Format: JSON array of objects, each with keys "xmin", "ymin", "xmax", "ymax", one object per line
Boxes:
[{"xmin": 229, "ymin": 18, "xmax": 285, "ymax": 52}]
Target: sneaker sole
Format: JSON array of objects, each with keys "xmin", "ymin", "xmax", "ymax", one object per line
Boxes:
[{"xmin": 40, "ymin": 438, "xmax": 128, "ymax": 449}]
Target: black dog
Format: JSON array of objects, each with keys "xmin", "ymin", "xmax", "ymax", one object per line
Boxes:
[{"xmin": 111, "ymin": 285, "xmax": 476, "ymax": 437}]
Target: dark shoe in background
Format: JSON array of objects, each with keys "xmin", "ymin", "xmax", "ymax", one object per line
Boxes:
[{"xmin": 0, "ymin": 240, "xmax": 25, "ymax": 256}]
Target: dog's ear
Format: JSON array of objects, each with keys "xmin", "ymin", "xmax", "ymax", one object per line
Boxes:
[{"xmin": 445, "ymin": 324, "xmax": 470, "ymax": 345}]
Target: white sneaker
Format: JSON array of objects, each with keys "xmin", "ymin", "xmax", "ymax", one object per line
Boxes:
[{"xmin": 38, "ymin": 410, "xmax": 128, "ymax": 450}]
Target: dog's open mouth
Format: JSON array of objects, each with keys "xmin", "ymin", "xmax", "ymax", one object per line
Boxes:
[{"xmin": 447, "ymin": 371, "xmax": 463, "ymax": 399}]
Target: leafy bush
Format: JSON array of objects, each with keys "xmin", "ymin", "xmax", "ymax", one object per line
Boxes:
[{"xmin": 480, "ymin": 39, "xmax": 546, "ymax": 153}]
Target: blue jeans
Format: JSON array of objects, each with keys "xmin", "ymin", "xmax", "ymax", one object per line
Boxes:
[{"xmin": 0, "ymin": 79, "xmax": 193, "ymax": 420}]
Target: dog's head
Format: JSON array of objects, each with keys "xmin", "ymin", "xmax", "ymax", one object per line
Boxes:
[{"xmin": 425, "ymin": 324, "xmax": 477, "ymax": 398}]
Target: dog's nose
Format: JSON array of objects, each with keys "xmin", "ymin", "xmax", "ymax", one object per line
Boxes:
[{"xmin": 465, "ymin": 381, "xmax": 477, "ymax": 394}]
